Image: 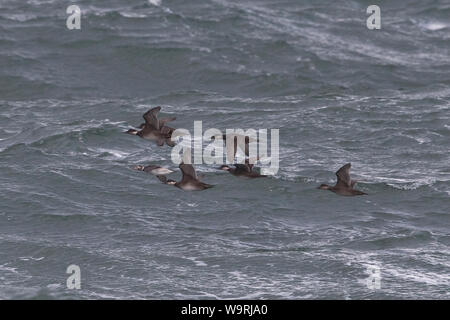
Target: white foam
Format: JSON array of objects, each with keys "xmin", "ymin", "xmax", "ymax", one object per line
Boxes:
[
  {"xmin": 388, "ymin": 267, "xmax": 450, "ymax": 286},
  {"xmin": 424, "ymin": 22, "xmax": 447, "ymax": 31},
  {"xmin": 120, "ymin": 12, "xmax": 147, "ymax": 18},
  {"xmin": 96, "ymin": 148, "xmax": 130, "ymax": 159},
  {"xmin": 186, "ymin": 257, "xmax": 207, "ymax": 267},
  {"xmin": 46, "ymin": 283, "xmax": 61, "ymax": 289},
  {"xmin": 148, "ymin": 0, "xmax": 162, "ymax": 6},
  {"xmin": 19, "ymin": 256, "xmax": 45, "ymax": 261}
]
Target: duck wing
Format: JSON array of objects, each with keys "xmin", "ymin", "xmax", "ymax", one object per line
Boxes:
[
  {"xmin": 143, "ymin": 106, "xmax": 161, "ymax": 130},
  {"xmin": 222, "ymin": 134, "xmax": 249, "ymax": 159},
  {"xmin": 335, "ymin": 163, "xmax": 352, "ymax": 188},
  {"xmin": 159, "ymin": 117, "xmax": 176, "ymax": 128},
  {"xmin": 245, "ymin": 158, "xmax": 256, "ymax": 171},
  {"xmin": 234, "ymin": 163, "xmax": 252, "ymax": 173},
  {"xmin": 179, "ymin": 163, "xmax": 198, "ymax": 180}
]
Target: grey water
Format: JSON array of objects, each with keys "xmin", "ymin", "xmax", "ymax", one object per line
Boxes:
[{"xmin": 0, "ymin": 0, "xmax": 449, "ymax": 299}]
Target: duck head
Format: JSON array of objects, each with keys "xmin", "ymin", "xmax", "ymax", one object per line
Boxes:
[
  {"xmin": 125, "ymin": 129, "xmax": 139, "ymax": 135},
  {"xmin": 210, "ymin": 133, "xmax": 228, "ymax": 141}
]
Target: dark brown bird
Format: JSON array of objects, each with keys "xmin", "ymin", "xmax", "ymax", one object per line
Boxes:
[
  {"xmin": 219, "ymin": 161, "xmax": 266, "ymax": 179},
  {"xmin": 125, "ymin": 106, "xmax": 176, "ymax": 147},
  {"xmin": 157, "ymin": 163, "xmax": 213, "ymax": 191},
  {"xmin": 318, "ymin": 163, "xmax": 367, "ymax": 196}
]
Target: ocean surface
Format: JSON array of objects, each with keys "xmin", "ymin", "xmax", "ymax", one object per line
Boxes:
[{"xmin": 0, "ymin": 0, "xmax": 449, "ymax": 299}]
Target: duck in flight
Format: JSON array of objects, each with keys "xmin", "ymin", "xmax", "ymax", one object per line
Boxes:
[
  {"xmin": 125, "ymin": 106, "xmax": 176, "ymax": 147},
  {"xmin": 137, "ymin": 106, "xmax": 176, "ymax": 147},
  {"xmin": 157, "ymin": 162, "xmax": 213, "ymax": 191},
  {"xmin": 133, "ymin": 164, "xmax": 173, "ymax": 176},
  {"xmin": 318, "ymin": 163, "xmax": 367, "ymax": 196},
  {"xmin": 219, "ymin": 161, "xmax": 266, "ymax": 178}
]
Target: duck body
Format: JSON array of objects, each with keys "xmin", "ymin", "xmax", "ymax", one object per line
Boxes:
[
  {"xmin": 219, "ymin": 164, "xmax": 266, "ymax": 178},
  {"xmin": 133, "ymin": 165, "xmax": 173, "ymax": 176},
  {"xmin": 157, "ymin": 163, "xmax": 213, "ymax": 191},
  {"xmin": 138, "ymin": 125, "xmax": 170, "ymax": 145},
  {"xmin": 318, "ymin": 163, "xmax": 367, "ymax": 196},
  {"xmin": 174, "ymin": 179, "xmax": 213, "ymax": 191},
  {"xmin": 322, "ymin": 185, "xmax": 367, "ymax": 196},
  {"xmin": 137, "ymin": 123, "xmax": 176, "ymax": 147}
]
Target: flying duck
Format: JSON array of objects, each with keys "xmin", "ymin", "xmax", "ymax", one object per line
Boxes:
[
  {"xmin": 125, "ymin": 106, "xmax": 176, "ymax": 146},
  {"xmin": 219, "ymin": 161, "xmax": 266, "ymax": 178},
  {"xmin": 157, "ymin": 162, "xmax": 213, "ymax": 191},
  {"xmin": 318, "ymin": 163, "xmax": 367, "ymax": 196}
]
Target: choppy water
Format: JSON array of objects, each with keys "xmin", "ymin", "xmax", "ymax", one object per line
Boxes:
[{"xmin": 0, "ymin": 0, "xmax": 449, "ymax": 299}]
